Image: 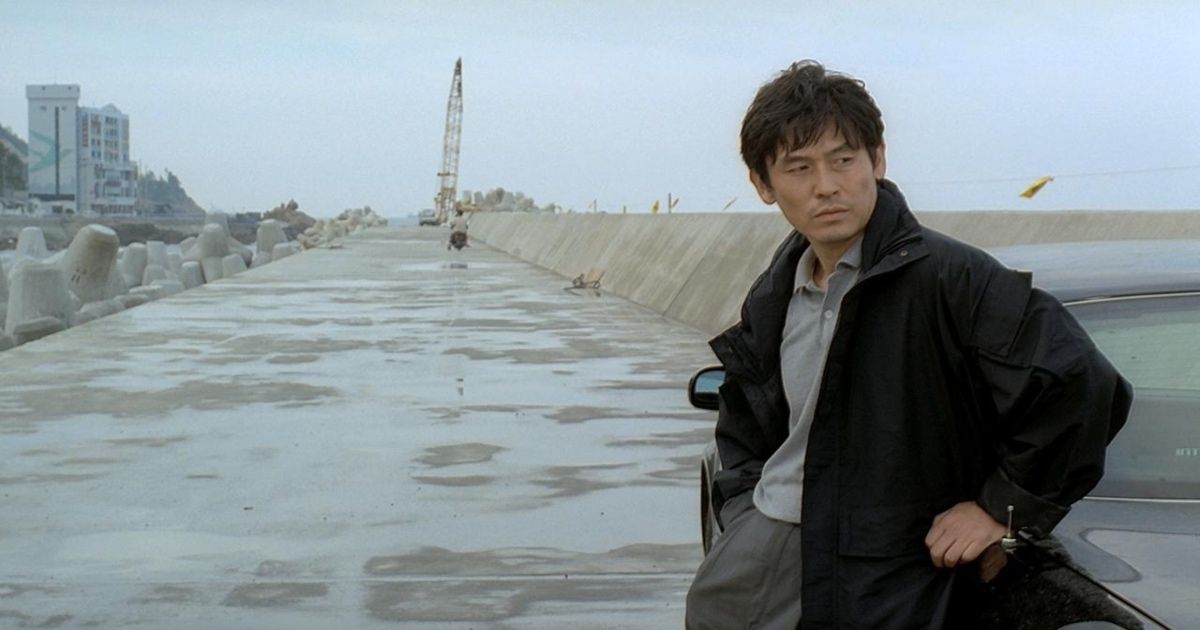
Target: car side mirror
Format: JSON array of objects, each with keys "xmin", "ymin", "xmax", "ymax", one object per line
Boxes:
[{"xmin": 688, "ymin": 367, "xmax": 724, "ymax": 411}]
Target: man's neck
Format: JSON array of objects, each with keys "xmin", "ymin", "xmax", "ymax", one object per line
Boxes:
[{"xmin": 808, "ymin": 241, "xmax": 853, "ymax": 289}]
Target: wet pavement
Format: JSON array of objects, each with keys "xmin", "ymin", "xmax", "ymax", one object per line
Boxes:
[{"xmin": 0, "ymin": 227, "xmax": 718, "ymax": 628}]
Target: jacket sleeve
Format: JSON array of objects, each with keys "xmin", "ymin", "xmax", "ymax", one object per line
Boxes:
[
  {"xmin": 710, "ymin": 373, "xmax": 767, "ymax": 525},
  {"xmin": 965, "ymin": 267, "xmax": 1133, "ymax": 537}
]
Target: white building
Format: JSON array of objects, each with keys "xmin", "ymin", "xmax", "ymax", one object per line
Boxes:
[
  {"xmin": 78, "ymin": 104, "xmax": 136, "ymax": 215},
  {"xmin": 26, "ymin": 84, "xmax": 80, "ymax": 214},
  {"xmin": 25, "ymin": 85, "xmax": 138, "ymax": 216}
]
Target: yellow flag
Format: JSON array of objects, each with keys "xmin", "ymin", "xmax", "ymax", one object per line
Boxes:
[
  {"xmin": 1020, "ymin": 176, "xmax": 1054, "ymax": 199},
  {"xmin": 651, "ymin": 200, "xmax": 660, "ymax": 215}
]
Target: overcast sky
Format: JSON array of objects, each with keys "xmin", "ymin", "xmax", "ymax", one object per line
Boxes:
[{"xmin": 3, "ymin": 1, "xmax": 1198, "ymax": 217}]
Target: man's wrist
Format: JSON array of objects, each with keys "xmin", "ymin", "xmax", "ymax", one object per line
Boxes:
[{"xmin": 977, "ymin": 468, "xmax": 1068, "ymax": 537}]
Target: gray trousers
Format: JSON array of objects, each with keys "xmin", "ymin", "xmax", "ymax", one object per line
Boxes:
[{"xmin": 685, "ymin": 493, "xmax": 804, "ymax": 629}]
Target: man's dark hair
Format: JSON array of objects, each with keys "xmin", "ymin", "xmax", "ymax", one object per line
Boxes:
[{"xmin": 741, "ymin": 60, "xmax": 884, "ymax": 186}]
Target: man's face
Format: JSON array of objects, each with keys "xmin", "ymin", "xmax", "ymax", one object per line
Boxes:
[{"xmin": 750, "ymin": 126, "xmax": 886, "ymax": 249}]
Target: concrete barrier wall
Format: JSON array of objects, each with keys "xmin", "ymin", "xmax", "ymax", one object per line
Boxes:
[
  {"xmin": 0, "ymin": 215, "xmax": 205, "ymax": 249},
  {"xmin": 471, "ymin": 210, "xmax": 1200, "ymax": 336}
]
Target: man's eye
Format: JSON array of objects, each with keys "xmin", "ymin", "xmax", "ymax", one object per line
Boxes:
[
  {"xmin": 835, "ymin": 156, "xmax": 854, "ymax": 165},
  {"xmin": 787, "ymin": 165, "xmax": 809, "ymax": 173}
]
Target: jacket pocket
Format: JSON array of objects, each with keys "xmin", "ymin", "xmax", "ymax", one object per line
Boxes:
[{"xmin": 838, "ymin": 501, "xmax": 944, "ymax": 558}]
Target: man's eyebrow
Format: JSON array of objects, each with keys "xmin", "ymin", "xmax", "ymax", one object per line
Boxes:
[
  {"xmin": 825, "ymin": 142, "xmax": 854, "ymax": 156},
  {"xmin": 777, "ymin": 142, "xmax": 854, "ymax": 163}
]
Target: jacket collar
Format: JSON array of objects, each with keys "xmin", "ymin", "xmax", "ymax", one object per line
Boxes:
[{"xmin": 711, "ymin": 179, "xmax": 926, "ymax": 381}]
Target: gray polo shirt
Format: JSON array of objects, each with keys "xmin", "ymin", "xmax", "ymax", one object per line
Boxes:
[{"xmin": 753, "ymin": 238, "xmax": 862, "ymax": 523}]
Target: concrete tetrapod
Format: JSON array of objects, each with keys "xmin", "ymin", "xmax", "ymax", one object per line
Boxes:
[
  {"xmin": 127, "ymin": 285, "xmax": 164, "ymax": 302},
  {"xmin": 179, "ymin": 236, "xmax": 197, "ymax": 255},
  {"xmin": 184, "ymin": 224, "xmax": 231, "ymax": 262},
  {"xmin": 76, "ymin": 298, "xmax": 124, "ymax": 325},
  {"xmin": 60, "ymin": 224, "xmax": 120, "ymax": 305},
  {"xmin": 142, "ymin": 264, "xmax": 169, "ymax": 286},
  {"xmin": 201, "ymin": 258, "xmax": 224, "ymax": 283},
  {"xmin": 11, "ymin": 315, "xmax": 66, "ymax": 345},
  {"xmin": 16, "ymin": 226, "xmax": 49, "ymax": 259},
  {"xmin": 185, "ymin": 224, "xmax": 231, "ymax": 283},
  {"xmin": 0, "ymin": 257, "xmax": 8, "ymax": 330},
  {"xmin": 120, "ymin": 243, "xmax": 149, "ymax": 288},
  {"xmin": 146, "ymin": 241, "xmax": 169, "ymax": 269},
  {"xmin": 250, "ymin": 251, "xmax": 272, "ymax": 268},
  {"xmin": 106, "ymin": 264, "xmax": 129, "ymax": 300},
  {"xmin": 204, "ymin": 211, "xmax": 253, "ymax": 265},
  {"xmin": 179, "ymin": 261, "xmax": 204, "ymax": 289},
  {"xmin": 256, "ymin": 219, "xmax": 288, "ymax": 255},
  {"xmin": 150, "ymin": 279, "xmax": 185, "ymax": 297},
  {"xmin": 5, "ymin": 261, "xmax": 76, "ymax": 338},
  {"xmin": 221, "ymin": 254, "xmax": 247, "ymax": 277},
  {"xmin": 271, "ymin": 242, "xmax": 296, "ymax": 260},
  {"xmin": 116, "ymin": 293, "xmax": 149, "ymax": 310}
]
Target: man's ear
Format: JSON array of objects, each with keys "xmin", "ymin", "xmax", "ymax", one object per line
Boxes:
[
  {"xmin": 873, "ymin": 143, "xmax": 887, "ymax": 181},
  {"xmin": 749, "ymin": 170, "xmax": 776, "ymax": 205}
]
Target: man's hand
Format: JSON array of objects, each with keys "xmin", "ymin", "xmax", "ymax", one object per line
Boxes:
[{"xmin": 924, "ymin": 501, "xmax": 1007, "ymax": 581}]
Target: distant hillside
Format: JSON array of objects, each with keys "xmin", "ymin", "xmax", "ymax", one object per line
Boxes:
[
  {"xmin": 0, "ymin": 124, "xmax": 27, "ymax": 199},
  {"xmin": 0, "ymin": 123, "xmax": 26, "ymax": 157},
  {"xmin": 0, "ymin": 124, "xmax": 204, "ymax": 219},
  {"xmin": 136, "ymin": 168, "xmax": 205, "ymax": 218}
]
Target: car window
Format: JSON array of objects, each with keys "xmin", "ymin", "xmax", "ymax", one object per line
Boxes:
[{"xmin": 1069, "ymin": 293, "xmax": 1200, "ymax": 500}]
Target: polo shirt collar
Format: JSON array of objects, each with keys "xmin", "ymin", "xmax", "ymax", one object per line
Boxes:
[{"xmin": 794, "ymin": 237, "xmax": 864, "ymax": 294}]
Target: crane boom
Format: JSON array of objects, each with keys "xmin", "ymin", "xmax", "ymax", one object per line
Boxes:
[{"xmin": 435, "ymin": 58, "xmax": 463, "ymax": 224}]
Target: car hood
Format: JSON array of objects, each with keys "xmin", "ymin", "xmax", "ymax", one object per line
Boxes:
[{"xmin": 1054, "ymin": 498, "xmax": 1200, "ymax": 628}]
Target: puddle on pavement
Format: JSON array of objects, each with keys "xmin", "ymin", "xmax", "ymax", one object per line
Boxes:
[
  {"xmin": 411, "ymin": 474, "xmax": 495, "ymax": 487},
  {"xmin": 55, "ymin": 457, "xmax": 128, "ymax": 466},
  {"xmin": 0, "ymin": 473, "xmax": 102, "ymax": 485},
  {"xmin": 364, "ymin": 543, "xmax": 698, "ymax": 578},
  {"xmin": 222, "ymin": 582, "xmax": 328, "ymax": 608},
  {"xmin": 646, "ymin": 456, "xmax": 701, "ymax": 482},
  {"xmin": 2, "ymin": 379, "xmax": 341, "ymax": 425},
  {"xmin": 364, "ymin": 577, "xmax": 670, "ymax": 623},
  {"xmin": 544, "ymin": 406, "xmax": 709, "ymax": 424},
  {"xmin": 130, "ymin": 585, "xmax": 202, "ymax": 604},
  {"xmin": 531, "ymin": 463, "xmax": 670, "ymax": 499},
  {"xmin": 105, "ymin": 436, "xmax": 189, "ymax": 448},
  {"xmin": 266, "ymin": 354, "xmax": 321, "ymax": 364},
  {"xmin": 415, "ymin": 443, "xmax": 507, "ymax": 467},
  {"xmin": 604, "ymin": 427, "xmax": 714, "ymax": 449}
]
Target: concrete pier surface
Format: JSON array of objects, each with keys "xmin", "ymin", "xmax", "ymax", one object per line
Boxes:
[{"xmin": 0, "ymin": 227, "xmax": 716, "ymax": 628}]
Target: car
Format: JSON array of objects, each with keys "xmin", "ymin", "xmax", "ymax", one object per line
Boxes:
[
  {"xmin": 688, "ymin": 240, "xmax": 1200, "ymax": 629},
  {"xmin": 418, "ymin": 209, "xmax": 439, "ymax": 226}
]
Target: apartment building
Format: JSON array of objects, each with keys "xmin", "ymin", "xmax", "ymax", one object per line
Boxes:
[
  {"xmin": 79, "ymin": 104, "xmax": 136, "ymax": 215},
  {"xmin": 25, "ymin": 84, "xmax": 137, "ymax": 216}
]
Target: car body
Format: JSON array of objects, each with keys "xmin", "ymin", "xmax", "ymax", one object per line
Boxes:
[
  {"xmin": 689, "ymin": 240, "xmax": 1200, "ymax": 629},
  {"xmin": 418, "ymin": 209, "xmax": 439, "ymax": 226}
]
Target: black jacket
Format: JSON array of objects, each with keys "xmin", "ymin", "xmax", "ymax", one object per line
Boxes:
[{"xmin": 708, "ymin": 181, "xmax": 1132, "ymax": 628}]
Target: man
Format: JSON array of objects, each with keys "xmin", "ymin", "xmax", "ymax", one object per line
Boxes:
[
  {"xmin": 685, "ymin": 61, "xmax": 1131, "ymax": 629},
  {"xmin": 448, "ymin": 209, "xmax": 469, "ymax": 250}
]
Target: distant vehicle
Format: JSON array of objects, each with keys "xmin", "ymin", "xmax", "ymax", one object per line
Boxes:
[
  {"xmin": 688, "ymin": 240, "xmax": 1200, "ymax": 629},
  {"xmin": 418, "ymin": 209, "xmax": 438, "ymax": 226}
]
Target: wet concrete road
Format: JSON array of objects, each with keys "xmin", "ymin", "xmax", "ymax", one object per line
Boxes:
[{"xmin": 0, "ymin": 227, "xmax": 718, "ymax": 628}]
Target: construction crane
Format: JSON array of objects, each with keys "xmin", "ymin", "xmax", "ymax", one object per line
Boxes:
[{"xmin": 435, "ymin": 58, "xmax": 464, "ymax": 225}]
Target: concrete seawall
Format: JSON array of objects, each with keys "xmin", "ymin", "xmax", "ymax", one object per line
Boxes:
[
  {"xmin": 471, "ymin": 210, "xmax": 1200, "ymax": 336},
  {"xmin": 0, "ymin": 214, "xmax": 206, "ymax": 249}
]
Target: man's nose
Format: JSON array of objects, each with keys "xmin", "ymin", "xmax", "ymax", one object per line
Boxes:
[{"xmin": 814, "ymin": 165, "xmax": 838, "ymax": 197}]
